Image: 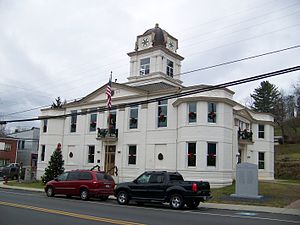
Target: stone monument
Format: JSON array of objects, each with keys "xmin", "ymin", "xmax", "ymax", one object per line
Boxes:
[{"xmin": 231, "ymin": 162, "xmax": 263, "ymax": 199}]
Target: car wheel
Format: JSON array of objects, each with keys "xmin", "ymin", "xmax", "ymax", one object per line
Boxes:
[
  {"xmin": 46, "ymin": 186, "xmax": 54, "ymax": 197},
  {"xmin": 80, "ymin": 189, "xmax": 89, "ymax": 201},
  {"xmin": 186, "ymin": 199, "xmax": 200, "ymax": 209},
  {"xmin": 117, "ymin": 191, "xmax": 129, "ymax": 205},
  {"xmin": 170, "ymin": 194, "xmax": 184, "ymax": 209},
  {"xmin": 100, "ymin": 196, "xmax": 109, "ymax": 201}
]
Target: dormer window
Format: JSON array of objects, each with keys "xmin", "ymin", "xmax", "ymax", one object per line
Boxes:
[
  {"xmin": 140, "ymin": 58, "xmax": 150, "ymax": 75},
  {"xmin": 166, "ymin": 59, "xmax": 174, "ymax": 77}
]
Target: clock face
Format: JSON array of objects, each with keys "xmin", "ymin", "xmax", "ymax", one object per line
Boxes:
[
  {"xmin": 168, "ymin": 40, "xmax": 175, "ymax": 51},
  {"xmin": 142, "ymin": 37, "xmax": 150, "ymax": 47}
]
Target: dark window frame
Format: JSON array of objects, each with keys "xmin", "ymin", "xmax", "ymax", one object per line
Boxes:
[
  {"xmin": 207, "ymin": 143, "xmax": 217, "ymax": 167},
  {"xmin": 158, "ymin": 100, "xmax": 168, "ymax": 128},
  {"xmin": 208, "ymin": 102, "xmax": 217, "ymax": 123},
  {"xmin": 88, "ymin": 145, "xmax": 95, "ymax": 164},
  {"xmin": 129, "ymin": 107, "xmax": 138, "ymax": 129},
  {"xmin": 188, "ymin": 102, "xmax": 197, "ymax": 123},
  {"xmin": 166, "ymin": 59, "xmax": 174, "ymax": 77},
  {"xmin": 258, "ymin": 152, "xmax": 265, "ymax": 169},
  {"xmin": 187, "ymin": 142, "xmax": 196, "ymax": 167},
  {"xmin": 41, "ymin": 145, "xmax": 46, "ymax": 162},
  {"xmin": 258, "ymin": 124, "xmax": 265, "ymax": 139},
  {"xmin": 70, "ymin": 110, "xmax": 77, "ymax": 133},
  {"xmin": 140, "ymin": 58, "xmax": 150, "ymax": 75},
  {"xmin": 128, "ymin": 145, "xmax": 137, "ymax": 165},
  {"xmin": 89, "ymin": 113, "xmax": 97, "ymax": 132}
]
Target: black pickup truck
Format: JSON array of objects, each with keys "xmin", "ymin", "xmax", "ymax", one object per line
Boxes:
[{"xmin": 114, "ymin": 171, "xmax": 211, "ymax": 209}]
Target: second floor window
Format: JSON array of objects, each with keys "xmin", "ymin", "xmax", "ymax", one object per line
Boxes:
[
  {"xmin": 90, "ymin": 113, "xmax": 97, "ymax": 132},
  {"xmin": 129, "ymin": 107, "xmax": 138, "ymax": 129},
  {"xmin": 140, "ymin": 58, "xmax": 150, "ymax": 75},
  {"xmin": 208, "ymin": 102, "xmax": 217, "ymax": 123},
  {"xmin": 43, "ymin": 119, "xmax": 48, "ymax": 133},
  {"xmin": 188, "ymin": 102, "xmax": 197, "ymax": 123},
  {"xmin": 158, "ymin": 100, "xmax": 168, "ymax": 128},
  {"xmin": 258, "ymin": 124, "xmax": 265, "ymax": 139},
  {"xmin": 88, "ymin": 145, "xmax": 95, "ymax": 163},
  {"xmin": 70, "ymin": 110, "xmax": 77, "ymax": 133},
  {"xmin": 166, "ymin": 59, "xmax": 174, "ymax": 77},
  {"xmin": 128, "ymin": 145, "xmax": 137, "ymax": 165},
  {"xmin": 18, "ymin": 140, "xmax": 25, "ymax": 149}
]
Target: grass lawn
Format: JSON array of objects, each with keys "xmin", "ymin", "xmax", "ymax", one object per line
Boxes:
[
  {"xmin": 210, "ymin": 180, "xmax": 300, "ymax": 208},
  {"xmin": 275, "ymin": 144, "xmax": 300, "ymax": 161},
  {"xmin": 6, "ymin": 180, "xmax": 44, "ymax": 189}
]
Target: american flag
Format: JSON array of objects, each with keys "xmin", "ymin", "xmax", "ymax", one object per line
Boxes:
[{"xmin": 106, "ymin": 74, "xmax": 112, "ymax": 109}]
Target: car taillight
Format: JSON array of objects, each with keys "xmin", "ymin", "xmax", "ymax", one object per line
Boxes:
[{"xmin": 192, "ymin": 183, "xmax": 198, "ymax": 192}]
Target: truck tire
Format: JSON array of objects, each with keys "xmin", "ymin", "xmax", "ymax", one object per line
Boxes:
[
  {"xmin": 117, "ymin": 191, "xmax": 129, "ymax": 205},
  {"xmin": 186, "ymin": 199, "xmax": 200, "ymax": 209},
  {"xmin": 170, "ymin": 194, "xmax": 184, "ymax": 209}
]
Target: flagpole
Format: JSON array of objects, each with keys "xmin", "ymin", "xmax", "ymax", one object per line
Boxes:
[{"xmin": 106, "ymin": 71, "xmax": 113, "ymax": 134}]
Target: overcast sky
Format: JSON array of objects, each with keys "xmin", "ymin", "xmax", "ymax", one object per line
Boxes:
[{"xmin": 1, "ymin": 0, "xmax": 300, "ymax": 131}]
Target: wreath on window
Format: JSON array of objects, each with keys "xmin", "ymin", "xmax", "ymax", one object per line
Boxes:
[
  {"xmin": 208, "ymin": 111, "xmax": 216, "ymax": 119},
  {"xmin": 159, "ymin": 114, "xmax": 166, "ymax": 122},
  {"xmin": 189, "ymin": 112, "xmax": 196, "ymax": 120},
  {"xmin": 130, "ymin": 117, "xmax": 137, "ymax": 124},
  {"xmin": 90, "ymin": 121, "xmax": 96, "ymax": 128}
]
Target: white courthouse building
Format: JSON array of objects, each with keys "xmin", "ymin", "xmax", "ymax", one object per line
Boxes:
[{"xmin": 37, "ymin": 24, "xmax": 274, "ymax": 187}]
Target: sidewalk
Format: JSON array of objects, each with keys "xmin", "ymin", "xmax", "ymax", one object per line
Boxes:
[{"xmin": 0, "ymin": 182, "xmax": 299, "ymax": 216}]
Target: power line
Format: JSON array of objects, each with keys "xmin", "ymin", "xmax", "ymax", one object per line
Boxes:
[
  {"xmin": 1, "ymin": 65, "xmax": 299, "ymax": 124},
  {"xmin": 3, "ymin": 44, "xmax": 300, "ymax": 117}
]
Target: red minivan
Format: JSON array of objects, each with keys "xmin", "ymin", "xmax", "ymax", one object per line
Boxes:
[{"xmin": 45, "ymin": 170, "xmax": 115, "ymax": 200}]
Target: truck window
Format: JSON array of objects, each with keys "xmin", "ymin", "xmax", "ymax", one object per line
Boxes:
[
  {"xmin": 149, "ymin": 174, "xmax": 165, "ymax": 183},
  {"xmin": 136, "ymin": 173, "xmax": 151, "ymax": 184},
  {"xmin": 169, "ymin": 174, "xmax": 183, "ymax": 181}
]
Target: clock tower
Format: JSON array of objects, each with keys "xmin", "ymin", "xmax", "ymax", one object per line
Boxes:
[{"xmin": 126, "ymin": 24, "xmax": 184, "ymax": 88}]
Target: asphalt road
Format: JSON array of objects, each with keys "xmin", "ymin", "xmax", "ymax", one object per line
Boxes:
[{"xmin": 0, "ymin": 188, "xmax": 299, "ymax": 225}]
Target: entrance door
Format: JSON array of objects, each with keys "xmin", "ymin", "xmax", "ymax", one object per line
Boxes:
[{"xmin": 105, "ymin": 145, "xmax": 116, "ymax": 175}]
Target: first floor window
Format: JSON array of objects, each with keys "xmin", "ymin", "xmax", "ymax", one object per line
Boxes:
[
  {"xmin": 41, "ymin": 145, "xmax": 45, "ymax": 162},
  {"xmin": 128, "ymin": 145, "xmax": 137, "ymax": 165},
  {"xmin": 207, "ymin": 143, "xmax": 216, "ymax": 167},
  {"xmin": 258, "ymin": 152, "xmax": 265, "ymax": 169},
  {"xmin": 88, "ymin": 146, "xmax": 95, "ymax": 163},
  {"xmin": 187, "ymin": 143, "xmax": 196, "ymax": 167}
]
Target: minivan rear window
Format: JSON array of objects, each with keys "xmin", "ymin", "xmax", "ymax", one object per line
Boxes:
[
  {"xmin": 79, "ymin": 172, "xmax": 93, "ymax": 180},
  {"xmin": 96, "ymin": 173, "xmax": 114, "ymax": 181}
]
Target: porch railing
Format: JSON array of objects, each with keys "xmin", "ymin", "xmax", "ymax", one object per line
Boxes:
[{"xmin": 96, "ymin": 128, "xmax": 118, "ymax": 141}]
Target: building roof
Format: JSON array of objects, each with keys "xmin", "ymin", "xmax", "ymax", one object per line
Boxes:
[{"xmin": 135, "ymin": 82, "xmax": 179, "ymax": 92}]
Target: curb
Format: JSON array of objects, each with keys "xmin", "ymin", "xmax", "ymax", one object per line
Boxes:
[{"xmin": 1, "ymin": 183, "xmax": 299, "ymax": 216}]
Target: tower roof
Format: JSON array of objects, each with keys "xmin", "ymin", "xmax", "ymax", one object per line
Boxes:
[{"xmin": 143, "ymin": 23, "xmax": 168, "ymax": 47}]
